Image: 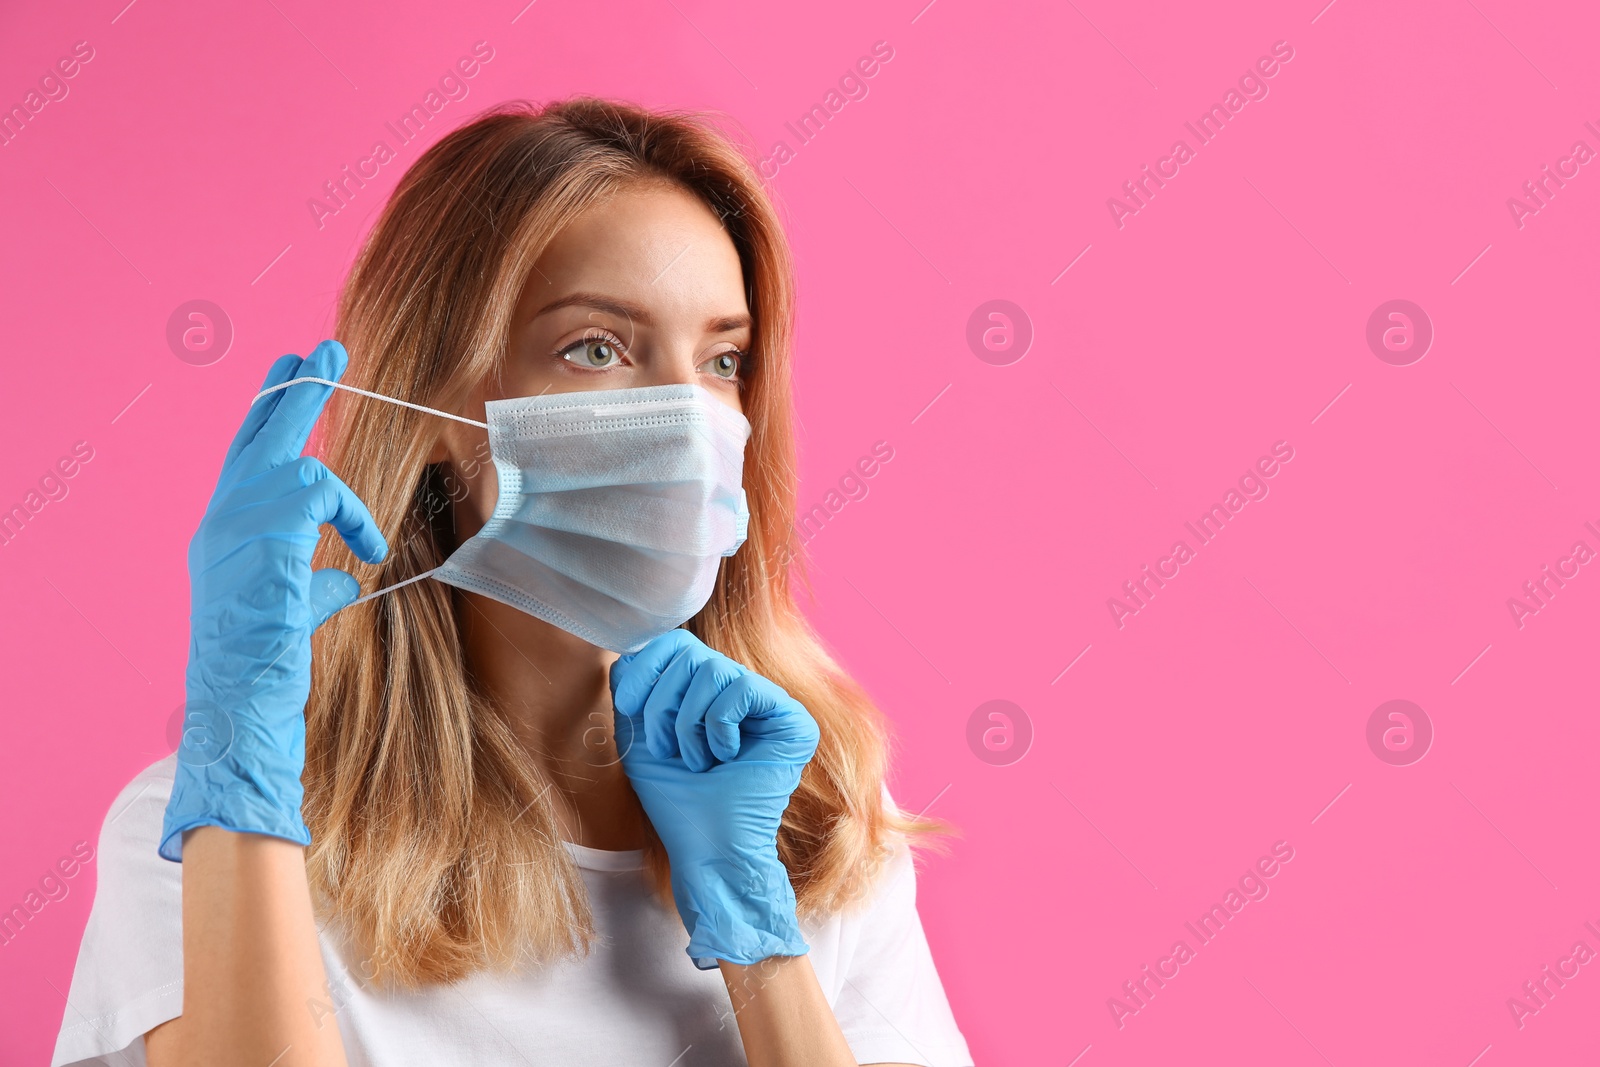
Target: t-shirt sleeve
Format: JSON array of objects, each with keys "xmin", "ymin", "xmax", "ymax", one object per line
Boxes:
[
  {"xmin": 822, "ymin": 810, "xmax": 974, "ymax": 1066},
  {"xmin": 51, "ymin": 755, "xmax": 185, "ymax": 1067}
]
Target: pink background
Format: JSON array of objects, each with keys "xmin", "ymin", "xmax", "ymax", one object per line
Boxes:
[{"xmin": 3, "ymin": 0, "xmax": 1598, "ymax": 1063}]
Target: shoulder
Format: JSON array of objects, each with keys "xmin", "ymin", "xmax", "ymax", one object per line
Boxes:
[
  {"xmin": 855, "ymin": 782, "xmax": 925, "ymax": 911},
  {"xmin": 805, "ymin": 784, "xmax": 927, "ymax": 957},
  {"xmin": 107, "ymin": 754, "xmax": 179, "ymax": 829},
  {"xmin": 50, "ymin": 756, "xmax": 184, "ymax": 1067},
  {"xmin": 840, "ymin": 823, "xmax": 923, "ymax": 930},
  {"xmin": 94, "ymin": 754, "xmax": 185, "ymax": 937},
  {"xmin": 805, "ymin": 786, "xmax": 974, "ymax": 1066},
  {"xmin": 84, "ymin": 750, "xmax": 182, "ymax": 928},
  {"xmin": 95, "ymin": 755, "xmax": 180, "ymax": 884}
]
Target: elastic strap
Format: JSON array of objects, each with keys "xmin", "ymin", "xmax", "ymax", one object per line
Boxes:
[
  {"xmin": 250, "ymin": 376, "xmax": 481, "ymax": 608},
  {"xmin": 252, "ymin": 376, "xmax": 489, "ymax": 429},
  {"xmin": 349, "ymin": 566, "xmax": 442, "ymax": 607}
]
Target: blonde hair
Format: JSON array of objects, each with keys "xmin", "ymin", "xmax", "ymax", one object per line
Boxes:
[{"xmin": 303, "ymin": 97, "xmax": 938, "ymax": 987}]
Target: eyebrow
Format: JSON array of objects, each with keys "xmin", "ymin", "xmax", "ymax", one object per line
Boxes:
[{"xmin": 533, "ymin": 291, "xmax": 752, "ymax": 333}]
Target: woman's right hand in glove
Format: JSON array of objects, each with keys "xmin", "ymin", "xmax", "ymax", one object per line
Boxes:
[{"xmin": 159, "ymin": 339, "xmax": 387, "ymax": 862}]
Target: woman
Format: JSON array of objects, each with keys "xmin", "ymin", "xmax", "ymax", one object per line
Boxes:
[{"xmin": 51, "ymin": 98, "xmax": 971, "ymax": 1067}]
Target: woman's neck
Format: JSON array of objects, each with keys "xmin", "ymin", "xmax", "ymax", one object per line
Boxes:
[{"xmin": 458, "ymin": 592, "xmax": 647, "ymax": 852}]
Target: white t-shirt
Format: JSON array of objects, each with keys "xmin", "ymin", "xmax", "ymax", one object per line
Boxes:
[{"xmin": 51, "ymin": 755, "xmax": 973, "ymax": 1067}]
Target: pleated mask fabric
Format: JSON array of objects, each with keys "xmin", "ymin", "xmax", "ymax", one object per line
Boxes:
[{"xmin": 249, "ymin": 377, "xmax": 751, "ymax": 653}]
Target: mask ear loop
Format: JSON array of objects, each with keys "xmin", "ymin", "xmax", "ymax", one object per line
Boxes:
[
  {"xmin": 251, "ymin": 376, "xmax": 490, "ymax": 606},
  {"xmin": 252, "ymin": 376, "xmax": 489, "ymax": 429}
]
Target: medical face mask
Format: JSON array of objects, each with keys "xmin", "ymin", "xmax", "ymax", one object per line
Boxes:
[{"xmin": 254, "ymin": 377, "xmax": 751, "ymax": 654}]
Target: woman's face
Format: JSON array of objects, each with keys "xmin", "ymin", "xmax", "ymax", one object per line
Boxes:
[
  {"xmin": 504, "ymin": 179, "xmax": 752, "ymax": 410},
  {"xmin": 440, "ymin": 179, "xmax": 753, "ymax": 537}
]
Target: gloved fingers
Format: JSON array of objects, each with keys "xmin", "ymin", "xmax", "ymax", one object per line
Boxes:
[
  {"xmin": 309, "ymin": 568, "xmax": 362, "ymax": 628},
  {"xmin": 640, "ymin": 645, "xmax": 703, "ymax": 761},
  {"xmin": 223, "ymin": 355, "xmax": 303, "ymax": 475},
  {"xmin": 703, "ymin": 675, "xmax": 765, "ymax": 762},
  {"xmin": 229, "ymin": 455, "xmax": 337, "ymax": 502},
  {"xmin": 288, "ymin": 469, "xmax": 388, "ymax": 565},
  {"xmin": 230, "ymin": 459, "xmax": 387, "ymax": 564},
  {"xmin": 234, "ymin": 340, "xmax": 348, "ymax": 479},
  {"xmin": 611, "ymin": 697, "xmax": 643, "ymax": 762},
  {"xmin": 708, "ymin": 674, "xmax": 819, "ymax": 756},
  {"xmin": 678, "ymin": 654, "xmax": 744, "ymax": 771},
  {"xmin": 703, "ymin": 677, "xmax": 749, "ymax": 763},
  {"xmin": 610, "ymin": 628, "xmax": 700, "ymax": 715}
]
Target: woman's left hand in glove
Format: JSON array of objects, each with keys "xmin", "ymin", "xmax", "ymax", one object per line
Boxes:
[{"xmin": 609, "ymin": 629, "xmax": 820, "ymax": 969}]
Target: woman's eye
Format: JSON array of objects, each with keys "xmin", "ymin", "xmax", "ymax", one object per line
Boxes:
[
  {"xmin": 561, "ymin": 337, "xmax": 623, "ymax": 368},
  {"xmin": 706, "ymin": 351, "xmax": 741, "ymax": 379}
]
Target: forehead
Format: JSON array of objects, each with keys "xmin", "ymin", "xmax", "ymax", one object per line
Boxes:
[{"xmin": 522, "ymin": 180, "xmax": 749, "ymax": 323}]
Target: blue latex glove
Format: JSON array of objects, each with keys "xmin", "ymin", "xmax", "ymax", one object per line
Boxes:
[
  {"xmin": 159, "ymin": 340, "xmax": 387, "ymax": 862},
  {"xmin": 609, "ymin": 629, "xmax": 820, "ymax": 969}
]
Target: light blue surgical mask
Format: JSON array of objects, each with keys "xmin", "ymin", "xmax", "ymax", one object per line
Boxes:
[{"xmin": 255, "ymin": 378, "xmax": 751, "ymax": 652}]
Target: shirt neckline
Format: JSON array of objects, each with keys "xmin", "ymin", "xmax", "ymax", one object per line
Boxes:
[{"xmin": 562, "ymin": 840, "xmax": 646, "ymax": 872}]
